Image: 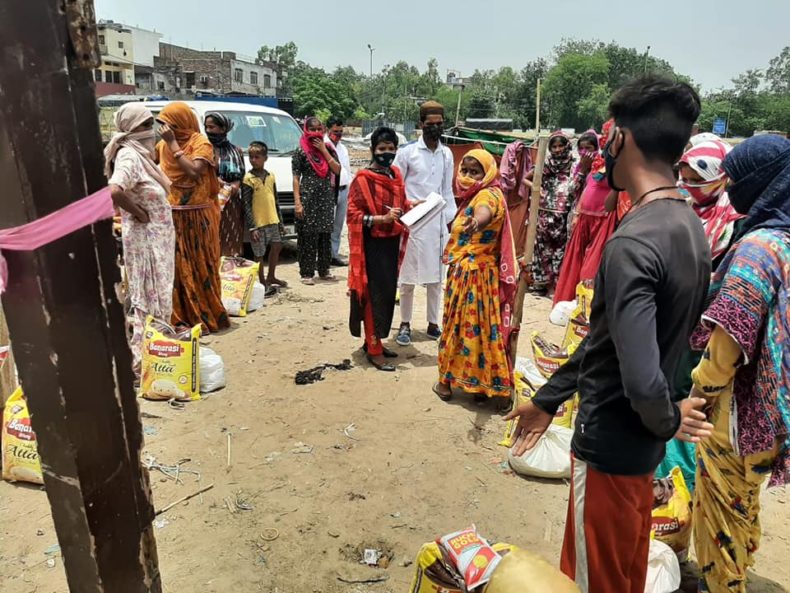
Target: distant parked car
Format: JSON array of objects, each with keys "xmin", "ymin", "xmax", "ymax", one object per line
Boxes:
[{"xmin": 141, "ymin": 100, "xmax": 303, "ymax": 239}]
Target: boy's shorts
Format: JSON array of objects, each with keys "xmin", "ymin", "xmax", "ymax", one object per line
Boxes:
[{"xmin": 251, "ymin": 224, "xmax": 282, "ymax": 258}]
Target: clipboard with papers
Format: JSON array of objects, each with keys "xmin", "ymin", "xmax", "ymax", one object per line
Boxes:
[{"xmin": 400, "ymin": 192, "xmax": 446, "ymax": 232}]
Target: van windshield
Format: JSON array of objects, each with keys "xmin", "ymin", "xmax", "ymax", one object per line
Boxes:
[{"xmin": 221, "ymin": 111, "xmax": 302, "ymax": 154}]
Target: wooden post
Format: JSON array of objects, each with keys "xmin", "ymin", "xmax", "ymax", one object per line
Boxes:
[
  {"xmin": 0, "ymin": 2, "xmax": 161, "ymax": 592},
  {"xmin": 509, "ymin": 135, "xmax": 549, "ymax": 362}
]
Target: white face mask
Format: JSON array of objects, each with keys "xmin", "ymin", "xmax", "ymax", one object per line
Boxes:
[{"xmin": 129, "ymin": 129, "xmax": 156, "ymax": 154}]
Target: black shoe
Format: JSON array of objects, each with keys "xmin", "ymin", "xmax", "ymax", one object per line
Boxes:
[
  {"xmin": 362, "ymin": 344, "xmax": 398, "ymax": 358},
  {"xmin": 331, "ymin": 257, "xmax": 348, "ymax": 267},
  {"xmin": 367, "ymin": 355, "xmax": 396, "ymax": 372},
  {"xmin": 427, "ymin": 324, "xmax": 442, "ymax": 340}
]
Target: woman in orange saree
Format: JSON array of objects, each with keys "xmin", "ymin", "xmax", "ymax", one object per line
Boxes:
[{"xmin": 156, "ymin": 102, "xmax": 229, "ymax": 333}]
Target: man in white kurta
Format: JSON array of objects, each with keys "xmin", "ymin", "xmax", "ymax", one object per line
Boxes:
[
  {"xmin": 393, "ymin": 102, "xmax": 457, "ymax": 346},
  {"xmin": 326, "ymin": 118, "xmax": 353, "ymax": 266}
]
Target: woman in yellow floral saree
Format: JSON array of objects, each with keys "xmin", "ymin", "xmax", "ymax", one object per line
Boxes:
[{"xmin": 434, "ymin": 149, "xmax": 518, "ymax": 403}]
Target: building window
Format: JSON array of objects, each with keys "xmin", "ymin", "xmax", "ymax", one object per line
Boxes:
[
  {"xmin": 250, "ymin": 71, "xmax": 258, "ymax": 85},
  {"xmin": 118, "ymin": 41, "xmax": 124, "ymax": 49},
  {"xmin": 98, "ymin": 35, "xmax": 105, "ymax": 45},
  {"xmin": 263, "ymin": 74, "xmax": 272, "ymax": 89},
  {"xmin": 185, "ymin": 72, "xmax": 195, "ymax": 88},
  {"xmin": 234, "ymin": 68, "xmax": 243, "ymax": 83},
  {"xmin": 104, "ymin": 70, "xmax": 112, "ymax": 83},
  {"xmin": 158, "ymin": 81, "xmax": 165, "ymax": 91},
  {"xmin": 200, "ymin": 75, "xmax": 209, "ymax": 86},
  {"xmin": 112, "ymin": 71, "xmax": 121, "ymax": 84},
  {"xmin": 94, "ymin": 69, "xmax": 102, "ymax": 82}
]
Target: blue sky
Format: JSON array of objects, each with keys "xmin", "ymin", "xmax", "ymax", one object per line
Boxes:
[{"xmin": 96, "ymin": 0, "xmax": 789, "ymax": 91}]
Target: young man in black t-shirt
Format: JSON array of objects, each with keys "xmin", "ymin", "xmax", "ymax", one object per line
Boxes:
[{"xmin": 505, "ymin": 76, "xmax": 714, "ymax": 593}]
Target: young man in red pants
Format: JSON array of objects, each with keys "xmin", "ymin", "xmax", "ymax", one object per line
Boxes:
[{"xmin": 505, "ymin": 76, "xmax": 714, "ymax": 593}]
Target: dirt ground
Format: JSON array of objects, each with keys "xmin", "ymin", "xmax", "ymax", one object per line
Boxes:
[{"xmin": 1, "ymin": 251, "xmax": 788, "ymax": 593}]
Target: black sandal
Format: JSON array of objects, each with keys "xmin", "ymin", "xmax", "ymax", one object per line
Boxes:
[
  {"xmin": 367, "ymin": 355, "xmax": 396, "ymax": 372},
  {"xmin": 362, "ymin": 344, "xmax": 398, "ymax": 358},
  {"xmin": 432, "ymin": 382, "xmax": 453, "ymax": 401}
]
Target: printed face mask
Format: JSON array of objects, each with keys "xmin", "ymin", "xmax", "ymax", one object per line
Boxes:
[
  {"xmin": 373, "ymin": 152, "xmax": 396, "ymax": 168},
  {"xmin": 678, "ymin": 177, "xmax": 726, "ymax": 206}
]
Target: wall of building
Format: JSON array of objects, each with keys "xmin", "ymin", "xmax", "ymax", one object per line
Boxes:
[
  {"xmin": 97, "ymin": 23, "xmax": 135, "ymax": 86},
  {"xmin": 229, "ymin": 59, "xmax": 277, "ymax": 96},
  {"xmin": 128, "ymin": 26, "xmax": 162, "ymax": 67}
]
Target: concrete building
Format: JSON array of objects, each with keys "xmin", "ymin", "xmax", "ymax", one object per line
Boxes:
[
  {"xmin": 128, "ymin": 25, "xmax": 162, "ymax": 68},
  {"xmin": 94, "ymin": 20, "xmax": 135, "ymax": 96},
  {"xmin": 141, "ymin": 43, "xmax": 278, "ymax": 97}
]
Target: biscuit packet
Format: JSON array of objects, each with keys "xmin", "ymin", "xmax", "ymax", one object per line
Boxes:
[
  {"xmin": 140, "ymin": 316, "xmax": 200, "ymax": 402},
  {"xmin": 438, "ymin": 526, "xmax": 502, "ymax": 590}
]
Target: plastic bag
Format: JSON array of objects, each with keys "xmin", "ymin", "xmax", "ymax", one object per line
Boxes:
[
  {"xmin": 514, "ymin": 357, "xmax": 546, "ymax": 389},
  {"xmin": 439, "ymin": 526, "xmax": 502, "ymax": 589},
  {"xmin": 409, "ymin": 540, "xmax": 518, "ymax": 593},
  {"xmin": 530, "ymin": 332, "xmax": 577, "ymax": 379},
  {"xmin": 140, "ymin": 317, "xmax": 201, "ymax": 401},
  {"xmin": 644, "ymin": 540, "xmax": 681, "ymax": 593},
  {"xmin": 651, "ymin": 466, "xmax": 692, "ymax": 557},
  {"xmin": 2, "ymin": 387, "xmax": 44, "ymax": 484},
  {"xmin": 549, "ymin": 300, "xmax": 576, "ymax": 327},
  {"xmin": 199, "ymin": 347, "xmax": 226, "ymax": 393},
  {"xmin": 500, "ymin": 376, "xmax": 572, "ymax": 448},
  {"xmin": 247, "ymin": 282, "xmax": 266, "ymax": 312},
  {"xmin": 508, "ymin": 424, "xmax": 572, "ymax": 479},
  {"xmin": 562, "ymin": 282, "xmax": 593, "ymax": 350},
  {"xmin": 220, "ymin": 257, "xmax": 260, "ymax": 317}
]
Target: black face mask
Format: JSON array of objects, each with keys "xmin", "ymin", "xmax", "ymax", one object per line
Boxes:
[
  {"xmin": 373, "ymin": 152, "xmax": 396, "ymax": 168},
  {"xmin": 207, "ymin": 131, "xmax": 227, "ymax": 146},
  {"xmin": 423, "ymin": 123, "xmax": 443, "ymax": 141},
  {"xmin": 604, "ymin": 132, "xmax": 626, "ymax": 192},
  {"xmin": 725, "ymin": 180, "xmax": 754, "ymax": 216}
]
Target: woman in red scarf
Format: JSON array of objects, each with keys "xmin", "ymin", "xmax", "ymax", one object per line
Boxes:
[
  {"xmin": 553, "ymin": 123, "xmax": 619, "ymax": 305},
  {"xmin": 347, "ymin": 127, "xmax": 409, "ymax": 371},
  {"xmin": 434, "ymin": 149, "xmax": 518, "ymax": 404},
  {"xmin": 292, "ymin": 116, "xmax": 341, "ymax": 284}
]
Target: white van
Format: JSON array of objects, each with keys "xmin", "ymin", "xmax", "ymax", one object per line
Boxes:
[{"xmin": 142, "ymin": 100, "xmax": 302, "ymax": 238}]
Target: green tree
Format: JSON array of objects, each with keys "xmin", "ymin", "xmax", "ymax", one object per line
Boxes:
[
  {"xmin": 291, "ymin": 65, "xmax": 357, "ymax": 120},
  {"xmin": 766, "ymin": 46, "xmax": 790, "ymax": 94},
  {"xmin": 542, "ymin": 52, "xmax": 610, "ymax": 129},
  {"xmin": 576, "ymin": 83, "xmax": 612, "ymax": 130}
]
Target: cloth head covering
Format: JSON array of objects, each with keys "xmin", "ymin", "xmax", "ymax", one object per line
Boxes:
[
  {"xmin": 420, "ymin": 100, "xmax": 445, "ymax": 119},
  {"xmin": 679, "ymin": 139, "xmax": 743, "ymax": 259},
  {"xmin": 689, "ymin": 132, "xmax": 721, "ymax": 146},
  {"xmin": 204, "ymin": 112, "xmax": 244, "ymax": 183},
  {"xmin": 157, "ymin": 101, "xmax": 216, "ymax": 190},
  {"xmin": 543, "ymin": 130, "xmax": 573, "ymax": 181},
  {"xmin": 103, "ymin": 103, "xmax": 171, "ymax": 192},
  {"xmin": 299, "ymin": 117, "xmax": 334, "ymax": 178},
  {"xmin": 722, "ymin": 134, "xmax": 790, "ymax": 233},
  {"xmin": 455, "ymin": 148, "xmax": 500, "ymax": 204},
  {"xmin": 591, "ymin": 119, "xmax": 614, "ymax": 180}
]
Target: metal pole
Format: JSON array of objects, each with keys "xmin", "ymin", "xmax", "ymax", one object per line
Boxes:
[
  {"xmin": 367, "ymin": 44, "xmax": 374, "ymax": 77},
  {"xmin": 535, "ymin": 78, "xmax": 541, "ymax": 134},
  {"xmin": 643, "ymin": 45, "xmax": 651, "ymax": 74}
]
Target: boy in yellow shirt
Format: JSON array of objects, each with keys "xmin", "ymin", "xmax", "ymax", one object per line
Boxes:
[{"xmin": 242, "ymin": 141, "xmax": 287, "ymax": 292}]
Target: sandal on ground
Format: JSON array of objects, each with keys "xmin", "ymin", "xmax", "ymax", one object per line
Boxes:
[
  {"xmin": 300, "ymin": 277, "xmax": 315, "ymax": 285},
  {"xmin": 432, "ymin": 382, "xmax": 453, "ymax": 401},
  {"xmin": 367, "ymin": 355, "xmax": 396, "ymax": 372},
  {"xmin": 269, "ymin": 278, "xmax": 289, "ymax": 287},
  {"xmin": 264, "ymin": 285, "xmax": 278, "ymax": 297},
  {"xmin": 319, "ymin": 274, "xmax": 338, "ymax": 282}
]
